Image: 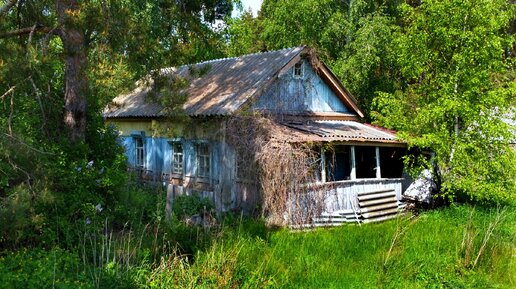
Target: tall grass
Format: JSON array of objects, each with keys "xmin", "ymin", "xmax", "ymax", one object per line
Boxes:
[
  {"xmin": 135, "ymin": 205, "xmax": 514, "ymax": 288},
  {"xmin": 1, "ymin": 204, "xmax": 514, "ymax": 288}
]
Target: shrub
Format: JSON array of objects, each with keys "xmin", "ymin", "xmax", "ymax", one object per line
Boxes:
[
  {"xmin": 0, "ymin": 247, "xmax": 92, "ymax": 288},
  {"xmin": 172, "ymin": 194, "xmax": 213, "ymax": 219}
]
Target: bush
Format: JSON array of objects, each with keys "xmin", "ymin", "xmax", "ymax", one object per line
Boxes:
[
  {"xmin": 0, "ymin": 248, "xmax": 92, "ymax": 288},
  {"xmin": 172, "ymin": 194, "xmax": 213, "ymax": 219},
  {"xmin": 112, "ymin": 184, "xmax": 166, "ymax": 229}
]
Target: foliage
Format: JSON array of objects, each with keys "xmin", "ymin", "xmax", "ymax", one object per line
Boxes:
[
  {"xmin": 172, "ymin": 194, "xmax": 214, "ymax": 219},
  {"xmin": 224, "ymin": 8, "xmax": 266, "ymax": 57},
  {"xmin": 0, "ymin": 247, "xmax": 92, "ymax": 288},
  {"xmin": 154, "ymin": 205, "xmax": 515, "ymax": 288},
  {"xmin": 1, "ymin": 205, "xmax": 514, "ymax": 288},
  {"xmin": 0, "ymin": 0, "xmax": 236, "ymax": 249},
  {"xmin": 373, "ymin": 0, "xmax": 516, "ymax": 204},
  {"xmin": 112, "ymin": 184, "xmax": 166, "ymax": 229}
]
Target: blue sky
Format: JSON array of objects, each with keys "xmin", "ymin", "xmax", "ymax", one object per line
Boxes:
[{"xmin": 233, "ymin": 0, "xmax": 263, "ymax": 17}]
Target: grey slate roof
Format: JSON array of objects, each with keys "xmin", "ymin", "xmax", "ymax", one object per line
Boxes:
[
  {"xmin": 282, "ymin": 121, "xmax": 402, "ymax": 144},
  {"xmin": 104, "ymin": 46, "xmax": 306, "ymax": 118}
]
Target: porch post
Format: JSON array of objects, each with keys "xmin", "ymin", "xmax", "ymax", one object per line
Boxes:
[
  {"xmin": 320, "ymin": 146, "xmax": 326, "ymax": 183},
  {"xmin": 350, "ymin": 145, "xmax": 356, "ymax": 180},
  {"xmin": 375, "ymin": 146, "xmax": 381, "ymax": 179}
]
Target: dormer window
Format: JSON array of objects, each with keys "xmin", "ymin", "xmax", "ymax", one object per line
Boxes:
[{"xmin": 293, "ymin": 61, "xmax": 304, "ymax": 78}]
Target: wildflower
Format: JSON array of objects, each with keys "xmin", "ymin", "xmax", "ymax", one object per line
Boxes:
[
  {"xmin": 95, "ymin": 203, "xmax": 103, "ymax": 213},
  {"xmin": 86, "ymin": 160, "xmax": 94, "ymax": 168},
  {"xmin": 85, "ymin": 217, "xmax": 91, "ymax": 225}
]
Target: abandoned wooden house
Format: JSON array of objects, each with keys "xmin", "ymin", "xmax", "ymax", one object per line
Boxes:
[{"xmin": 104, "ymin": 46, "xmax": 408, "ymax": 225}]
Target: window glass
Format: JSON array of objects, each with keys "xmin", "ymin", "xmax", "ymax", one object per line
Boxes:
[
  {"xmin": 135, "ymin": 137, "xmax": 145, "ymax": 168},
  {"xmin": 380, "ymin": 147, "xmax": 406, "ymax": 178},
  {"xmin": 196, "ymin": 143, "xmax": 210, "ymax": 178},
  {"xmin": 172, "ymin": 142, "xmax": 183, "ymax": 175},
  {"xmin": 325, "ymin": 146, "xmax": 351, "ymax": 181},
  {"xmin": 293, "ymin": 62, "xmax": 304, "ymax": 78},
  {"xmin": 355, "ymin": 146, "xmax": 376, "ymax": 179}
]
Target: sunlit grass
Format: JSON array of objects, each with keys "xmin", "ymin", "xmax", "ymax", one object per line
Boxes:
[{"xmin": 1, "ymin": 204, "xmax": 514, "ymax": 288}]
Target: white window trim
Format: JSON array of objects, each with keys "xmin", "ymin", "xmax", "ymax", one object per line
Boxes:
[{"xmin": 171, "ymin": 142, "xmax": 184, "ymax": 176}]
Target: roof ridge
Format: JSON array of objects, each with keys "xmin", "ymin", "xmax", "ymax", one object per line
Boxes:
[{"xmin": 160, "ymin": 46, "xmax": 305, "ymax": 73}]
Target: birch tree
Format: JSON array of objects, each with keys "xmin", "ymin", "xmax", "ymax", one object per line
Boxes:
[{"xmin": 373, "ymin": 0, "xmax": 516, "ymax": 203}]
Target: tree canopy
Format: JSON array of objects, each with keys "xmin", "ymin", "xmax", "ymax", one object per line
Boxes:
[
  {"xmin": 226, "ymin": 0, "xmax": 515, "ymax": 203},
  {"xmin": 374, "ymin": 0, "xmax": 516, "ymax": 203},
  {"xmin": 0, "ymin": 0, "xmax": 235, "ymax": 246},
  {"xmin": 0, "ymin": 0, "xmax": 234, "ymax": 142}
]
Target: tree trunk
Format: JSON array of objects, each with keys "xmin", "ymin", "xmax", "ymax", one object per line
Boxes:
[{"xmin": 58, "ymin": 0, "xmax": 87, "ymax": 143}]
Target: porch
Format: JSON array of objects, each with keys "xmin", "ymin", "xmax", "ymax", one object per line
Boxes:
[{"xmin": 291, "ymin": 178, "xmax": 406, "ymax": 227}]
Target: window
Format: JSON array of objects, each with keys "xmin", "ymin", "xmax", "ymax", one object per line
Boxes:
[
  {"xmin": 134, "ymin": 137, "xmax": 145, "ymax": 168},
  {"xmin": 293, "ymin": 62, "xmax": 304, "ymax": 78},
  {"xmin": 325, "ymin": 146, "xmax": 351, "ymax": 181},
  {"xmin": 196, "ymin": 143, "xmax": 210, "ymax": 178},
  {"xmin": 355, "ymin": 146, "xmax": 376, "ymax": 179},
  {"xmin": 380, "ymin": 147, "xmax": 406, "ymax": 178},
  {"xmin": 171, "ymin": 142, "xmax": 184, "ymax": 175}
]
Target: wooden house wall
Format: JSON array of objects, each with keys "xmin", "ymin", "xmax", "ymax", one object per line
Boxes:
[
  {"xmin": 252, "ymin": 59, "xmax": 351, "ymax": 114},
  {"xmin": 107, "ymin": 120, "xmax": 154, "ymax": 137},
  {"xmin": 119, "ymin": 136, "xmax": 223, "ymax": 185},
  {"xmin": 114, "ymin": 120, "xmax": 256, "ymax": 212}
]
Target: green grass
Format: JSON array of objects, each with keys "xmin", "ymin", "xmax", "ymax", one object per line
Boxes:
[
  {"xmin": 1, "ymin": 205, "xmax": 514, "ymax": 288},
  {"xmin": 183, "ymin": 205, "xmax": 515, "ymax": 289}
]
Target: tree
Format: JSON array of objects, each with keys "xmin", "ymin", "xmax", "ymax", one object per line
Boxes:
[
  {"xmin": 0, "ymin": 0, "xmax": 234, "ymax": 142},
  {"xmin": 0, "ymin": 0, "xmax": 235, "ymax": 193},
  {"xmin": 0, "ymin": 0, "xmax": 235, "ymax": 246},
  {"xmin": 224, "ymin": 8, "xmax": 266, "ymax": 57},
  {"xmin": 373, "ymin": 0, "xmax": 516, "ymax": 203}
]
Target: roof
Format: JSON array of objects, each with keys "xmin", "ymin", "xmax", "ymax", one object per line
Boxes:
[
  {"xmin": 104, "ymin": 46, "xmax": 364, "ymax": 118},
  {"xmin": 279, "ymin": 120, "xmax": 404, "ymax": 144}
]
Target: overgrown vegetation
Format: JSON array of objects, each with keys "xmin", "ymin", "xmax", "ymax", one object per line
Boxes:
[
  {"xmin": 226, "ymin": 116, "xmax": 327, "ymax": 225},
  {"xmin": 0, "ymin": 0, "xmax": 514, "ymax": 287},
  {"xmin": 1, "ymin": 202, "xmax": 514, "ymax": 288},
  {"xmin": 373, "ymin": 0, "xmax": 516, "ymax": 204}
]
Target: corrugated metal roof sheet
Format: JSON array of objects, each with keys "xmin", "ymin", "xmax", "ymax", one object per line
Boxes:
[
  {"xmin": 280, "ymin": 121, "xmax": 404, "ymax": 144},
  {"xmin": 104, "ymin": 46, "xmax": 306, "ymax": 118}
]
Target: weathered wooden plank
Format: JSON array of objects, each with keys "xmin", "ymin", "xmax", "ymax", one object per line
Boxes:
[
  {"xmin": 359, "ymin": 202, "xmax": 398, "ymax": 213},
  {"xmin": 253, "ymin": 59, "xmax": 351, "ymax": 114},
  {"xmin": 359, "ymin": 196, "xmax": 397, "ymax": 207},
  {"xmin": 312, "ymin": 217, "xmax": 347, "ymax": 223},
  {"xmin": 375, "ymin": 146, "xmax": 381, "ymax": 179},
  {"xmin": 361, "ymin": 212, "xmax": 405, "ymax": 224},
  {"xmin": 361, "ymin": 207, "xmax": 399, "ymax": 218},
  {"xmin": 357, "ymin": 189, "xmax": 395, "ymax": 196},
  {"xmin": 357, "ymin": 191, "xmax": 396, "ymax": 201}
]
